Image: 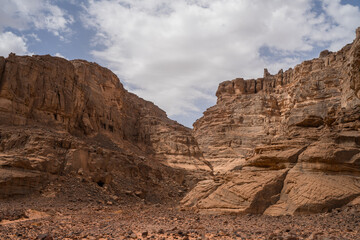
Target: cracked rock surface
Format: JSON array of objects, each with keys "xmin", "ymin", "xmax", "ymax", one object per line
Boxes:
[
  {"xmin": 185, "ymin": 28, "xmax": 360, "ymax": 215},
  {"xmin": 0, "ymin": 53, "xmax": 211, "ymax": 200},
  {"xmin": 0, "ymin": 25, "xmax": 360, "ymax": 240}
]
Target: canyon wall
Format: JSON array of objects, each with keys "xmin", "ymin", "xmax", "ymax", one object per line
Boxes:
[
  {"xmin": 1, "ymin": 29, "xmax": 360, "ymax": 216},
  {"xmin": 0, "ymin": 54, "xmax": 210, "ymax": 199},
  {"xmin": 183, "ymin": 28, "xmax": 360, "ymax": 215}
]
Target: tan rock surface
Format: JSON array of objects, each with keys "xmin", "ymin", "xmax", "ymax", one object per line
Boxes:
[
  {"xmin": 0, "ymin": 54, "xmax": 210, "ymax": 198},
  {"xmin": 182, "ymin": 169, "xmax": 288, "ymax": 214},
  {"xmin": 264, "ymin": 165, "xmax": 360, "ymax": 216},
  {"xmin": 185, "ymin": 28, "xmax": 360, "ymax": 215},
  {"xmin": 1, "ymin": 27, "xmax": 360, "ymax": 218}
]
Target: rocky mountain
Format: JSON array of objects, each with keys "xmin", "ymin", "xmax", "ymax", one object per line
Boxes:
[
  {"xmin": 182, "ymin": 28, "xmax": 360, "ymax": 215},
  {"xmin": 0, "ymin": 54, "xmax": 210, "ymax": 200},
  {"xmin": 1, "ymin": 29, "xmax": 360, "ymax": 219}
]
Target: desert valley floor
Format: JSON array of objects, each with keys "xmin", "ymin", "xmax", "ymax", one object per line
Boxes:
[{"xmin": 1, "ymin": 176, "xmax": 359, "ymax": 240}]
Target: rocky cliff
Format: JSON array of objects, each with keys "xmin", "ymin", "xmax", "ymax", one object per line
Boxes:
[
  {"xmin": 0, "ymin": 54, "xmax": 210, "ymax": 199},
  {"xmin": 182, "ymin": 28, "xmax": 360, "ymax": 215},
  {"xmin": 1, "ymin": 30, "xmax": 360, "ymax": 217}
]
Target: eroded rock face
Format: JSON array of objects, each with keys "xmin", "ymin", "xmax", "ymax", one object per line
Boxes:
[
  {"xmin": 2, "ymin": 30, "xmax": 360, "ymax": 216},
  {"xmin": 0, "ymin": 54, "xmax": 210, "ymax": 198},
  {"xmin": 184, "ymin": 28, "xmax": 360, "ymax": 215}
]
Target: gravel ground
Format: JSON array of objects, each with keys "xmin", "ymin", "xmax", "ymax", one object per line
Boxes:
[{"xmin": 1, "ymin": 177, "xmax": 359, "ymax": 240}]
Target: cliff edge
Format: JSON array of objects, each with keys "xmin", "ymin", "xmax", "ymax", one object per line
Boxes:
[
  {"xmin": 0, "ymin": 54, "xmax": 210, "ymax": 200},
  {"xmin": 183, "ymin": 28, "xmax": 360, "ymax": 215}
]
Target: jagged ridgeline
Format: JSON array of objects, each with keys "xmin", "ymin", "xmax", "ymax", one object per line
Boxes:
[{"xmin": 183, "ymin": 27, "xmax": 360, "ymax": 215}]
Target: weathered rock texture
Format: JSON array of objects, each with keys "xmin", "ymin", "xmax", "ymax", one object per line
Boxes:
[
  {"xmin": 183, "ymin": 28, "xmax": 360, "ymax": 215},
  {"xmin": 2, "ymin": 30, "xmax": 360, "ymax": 217},
  {"xmin": 0, "ymin": 54, "xmax": 210, "ymax": 198}
]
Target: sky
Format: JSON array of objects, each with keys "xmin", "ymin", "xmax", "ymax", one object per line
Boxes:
[{"xmin": 1, "ymin": 0, "xmax": 360, "ymax": 128}]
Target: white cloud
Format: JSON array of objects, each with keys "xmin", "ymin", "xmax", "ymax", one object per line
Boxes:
[
  {"xmin": 79, "ymin": 1, "xmax": 360, "ymax": 125},
  {"xmin": 0, "ymin": 32, "xmax": 28, "ymax": 56},
  {"xmin": 0, "ymin": 0, "xmax": 74, "ymax": 57},
  {"xmin": 54, "ymin": 52, "xmax": 67, "ymax": 59},
  {"xmin": 0, "ymin": 0, "xmax": 74, "ymax": 36},
  {"xmin": 321, "ymin": 0, "xmax": 360, "ymax": 50},
  {"xmin": 27, "ymin": 33, "xmax": 41, "ymax": 42}
]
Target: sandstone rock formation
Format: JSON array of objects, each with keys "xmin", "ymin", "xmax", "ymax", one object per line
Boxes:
[
  {"xmin": 1, "ymin": 29, "xmax": 360, "ymax": 217},
  {"xmin": 182, "ymin": 28, "xmax": 360, "ymax": 215},
  {"xmin": 0, "ymin": 54, "xmax": 210, "ymax": 199}
]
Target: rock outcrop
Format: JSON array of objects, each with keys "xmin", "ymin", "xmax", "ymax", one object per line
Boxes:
[
  {"xmin": 1, "ymin": 29, "xmax": 360, "ymax": 217},
  {"xmin": 0, "ymin": 54, "xmax": 210, "ymax": 198},
  {"xmin": 183, "ymin": 28, "xmax": 360, "ymax": 215}
]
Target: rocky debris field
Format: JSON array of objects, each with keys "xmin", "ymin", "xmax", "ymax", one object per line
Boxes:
[{"xmin": 0, "ymin": 175, "xmax": 359, "ymax": 240}]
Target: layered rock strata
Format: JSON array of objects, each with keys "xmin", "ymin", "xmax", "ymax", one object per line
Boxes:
[
  {"xmin": 0, "ymin": 54, "xmax": 210, "ymax": 198},
  {"xmin": 183, "ymin": 28, "xmax": 360, "ymax": 215}
]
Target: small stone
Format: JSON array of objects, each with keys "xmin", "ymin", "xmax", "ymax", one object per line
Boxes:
[
  {"xmin": 36, "ymin": 234, "xmax": 53, "ymax": 240},
  {"xmin": 234, "ymin": 229, "xmax": 244, "ymax": 238},
  {"xmin": 135, "ymin": 190, "xmax": 145, "ymax": 198},
  {"xmin": 286, "ymin": 237, "xmax": 299, "ymax": 240},
  {"xmin": 177, "ymin": 230, "xmax": 186, "ymax": 236},
  {"xmin": 127, "ymin": 230, "xmax": 137, "ymax": 239},
  {"xmin": 77, "ymin": 168, "xmax": 84, "ymax": 175},
  {"xmin": 142, "ymin": 231, "xmax": 148, "ymax": 237},
  {"xmin": 111, "ymin": 195, "xmax": 119, "ymax": 200}
]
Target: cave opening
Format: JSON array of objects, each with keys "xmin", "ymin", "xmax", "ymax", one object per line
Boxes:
[{"xmin": 97, "ymin": 180, "xmax": 105, "ymax": 187}]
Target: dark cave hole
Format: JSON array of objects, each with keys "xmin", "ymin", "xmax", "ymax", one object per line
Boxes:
[{"xmin": 97, "ymin": 181, "xmax": 105, "ymax": 187}]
